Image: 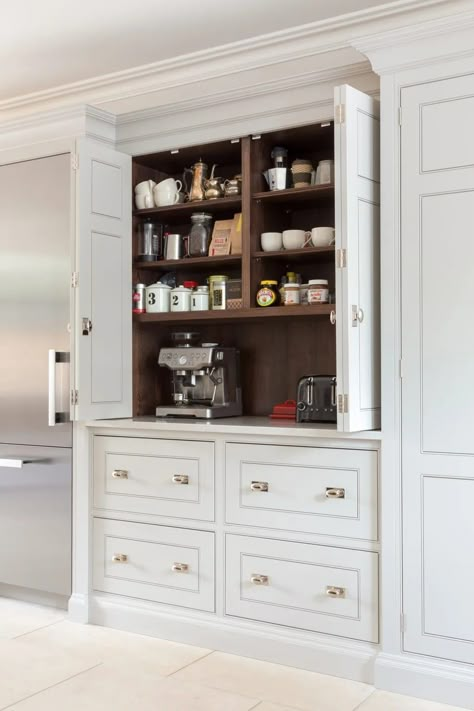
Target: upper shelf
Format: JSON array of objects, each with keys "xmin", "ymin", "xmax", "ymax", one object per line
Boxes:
[
  {"xmin": 252, "ymin": 246, "xmax": 334, "ymax": 262},
  {"xmin": 133, "ymin": 195, "xmax": 242, "ymax": 220},
  {"xmin": 252, "ymin": 184, "xmax": 334, "ymax": 206},
  {"xmin": 135, "ymin": 254, "xmax": 241, "ymax": 271}
]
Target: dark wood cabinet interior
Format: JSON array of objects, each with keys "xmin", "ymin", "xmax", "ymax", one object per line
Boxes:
[{"xmin": 132, "ymin": 121, "xmax": 336, "ymax": 417}]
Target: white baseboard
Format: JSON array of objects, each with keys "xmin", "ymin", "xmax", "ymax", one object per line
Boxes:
[
  {"xmin": 68, "ymin": 593, "xmax": 90, "ymax": 623},
  {"xmin": 89, "ymin": 595, "xmax": 376, "ymax": 683},
  {"xmin": 375, "ymin": 653, "xmax": 474, "ymax": 710}
]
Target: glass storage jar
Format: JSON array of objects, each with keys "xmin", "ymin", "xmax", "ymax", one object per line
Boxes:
[{"xmin": 188, "ymin": 213, "xmax": 213, "ymax": 257}]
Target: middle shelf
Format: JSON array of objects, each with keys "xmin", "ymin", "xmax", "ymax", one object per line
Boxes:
[{"xmin": 135, "ymin": 304, "xmax": 333, "ymax": 324}]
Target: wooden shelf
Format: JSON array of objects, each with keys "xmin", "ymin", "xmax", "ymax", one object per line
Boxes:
[
  {"xmin": 133, "ymin": 195, "xmax": 242, "ymax": 220},
  {"xmin": 252, "ymin": 184, "xmax": 334, "ymax": 206},
  {"xmin": 135, "ymin": 304, "xmax": 333, "ymax": 324},
  {"xmin": 252, "ymin": 246, "xmax": 334, "ymax": 262},
  {"xmin": 135, "ymin": 255, "xmax": 241, "ymax": 272}
]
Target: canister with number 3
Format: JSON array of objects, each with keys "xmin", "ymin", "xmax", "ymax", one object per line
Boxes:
[{"xmin": 145, "ymin": 282, "xmax": 171, "ymax": 313}]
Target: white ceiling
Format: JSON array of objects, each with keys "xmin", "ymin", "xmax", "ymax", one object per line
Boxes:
[{"xmin": 1, "ymin": 0, "xmax": 386, "ymax": 102}]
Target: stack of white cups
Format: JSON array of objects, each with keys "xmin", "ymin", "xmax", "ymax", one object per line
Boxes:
[{"xmin": 135, "ymin": 180, "xmax": 156, "ymax": 209}]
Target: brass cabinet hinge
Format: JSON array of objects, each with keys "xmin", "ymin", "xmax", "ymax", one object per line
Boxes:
[
  {"xmin": 336, "ymin": 249, "xmax": 347, "ymax": 268},
  {"xmin": 335, "ymin": 104, "xmax": 345, "ymax": 124},
  {"xmin": 338, "ymin": 394, "xmax": 349, "ymax": 414},
  {"xmin": 71, "ymin": 390, "xmax": 78, "ymax": 406}
]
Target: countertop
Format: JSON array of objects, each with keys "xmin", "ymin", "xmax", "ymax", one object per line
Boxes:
[{"xmin": 87, "ymin": 416, "xmax": 382, "ymax": 440}]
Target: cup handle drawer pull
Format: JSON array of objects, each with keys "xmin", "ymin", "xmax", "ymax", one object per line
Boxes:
[
  {"xmin": 326, "ymin": 585, "xmax": 346, "ymax": 598},
  {"xmin": 251, "ymin": 574, "xmax": 269, "ymax": 585},
  {"xmin": 250, "ymin": 481, "xmax": 269, "ymax": 492},
  {"xmin": 325, "ymin": 487, "xmax": 345, "ymax": 499},
  {"xmin": 112, "ymin": 554, "xmax": 128, "ymax": 563},
  {"xmin": 172, "ymin": 562, "xmax": 189, "ymax": 573},
  {"xmin": 172, "ymin": 474, "xmax": 189, "ymax": 485},
  {"xmin": 112, "ymin": 469, "xmax": 128, "ymax": 479}
]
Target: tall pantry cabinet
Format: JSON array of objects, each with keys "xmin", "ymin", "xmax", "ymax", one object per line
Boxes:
[{"xmin": 400, "ymin": 74, "xmax": 474, "ymax": 665}]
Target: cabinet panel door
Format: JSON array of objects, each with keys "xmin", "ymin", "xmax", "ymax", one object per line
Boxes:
[
  {"xmin": 401, "ymin": 75, "xmax": 474, "ymax": 664},
  {"xmin": 335, "ymin": 84, "xmax": 380, "ymax": 432},
  {"xmin": 74, "ymin": 139, "xmax": 132, "ymax": 420}
]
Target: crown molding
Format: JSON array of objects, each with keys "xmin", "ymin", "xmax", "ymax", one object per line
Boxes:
[
  {"xmin": 0, "ymin": 0, "xmax": 448, "ymax": 120},
  {"xmin": 115, "ymin": 61, "xmax": 371, "ymax": 126},
  {"xmin": 353, "ymin": 7, "xmax": 474, "ymax": 73},
  {"xmin": 0, "ymin": 105, "xmax": 116, "ymax": 154}
]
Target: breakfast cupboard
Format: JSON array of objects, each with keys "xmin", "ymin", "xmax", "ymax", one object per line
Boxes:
[{"xmin": 71, "ymin": 84, "xmax": 380, "ymax": 432}]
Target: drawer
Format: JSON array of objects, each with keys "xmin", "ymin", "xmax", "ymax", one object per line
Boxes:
[
  {"xmin": 225, "ymin": 534, "xmax": 378, "ymax": 642},
  {"xmin": 94, "ymin": 436, "xmax": 214, "ymax": 521},
  {"xmin": 93, "ymin": 519, "xmax": 215, "ymax": 612},
  {"xmin": 225, "ymin": 443, "xmax": 377, "ymax": 540}
]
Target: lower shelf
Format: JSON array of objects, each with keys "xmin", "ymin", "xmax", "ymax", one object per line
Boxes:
[{"xmin": 135, "ymin": 304, "xmax": 334, "ymax": 324}]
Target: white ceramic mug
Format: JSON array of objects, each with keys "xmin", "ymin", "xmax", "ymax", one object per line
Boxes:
[
  {"xmin": 261, "ymin": 232, "xmax": 283, "ymax": 252},
  {"xmin": 310, "ymin": 226, "xmax": 336, "ymax": 247},
  {"xmin": 154, "ymin": 178, "xmax": 183, "ymax": 207},
  {"xmin": 282, "ymin": 229, "xmax": 311, "ymax": 250},
  {"xmin": 135, "ymin": 192, "xmax": 154, "ymax": 209},
  {"xmin": 145, "ymin": 282, "xmax": 171, "ymax": 313},
  {"xmin": 154, "ymin": 191, "xmax": 180, "ymax": 207},
  {"xmin": 135, "ymin": 179, "xmax": 156, "ymax": 194}
]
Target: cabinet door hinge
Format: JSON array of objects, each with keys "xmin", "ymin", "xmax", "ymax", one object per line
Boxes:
[
  {"xmin": 399, "ymin": 358, "xmax": 404, "ymax": 379},
  {"xmin": 400, "ymin": 613, "xmax": 407, "ymax": 633},
  {"xmin": 335, "ymin": 104, "xmax": 345, "ymax": 124},
  {"xmin": 71, "ymin": 272, "xmax": 79, "ymax": 288},
  {"xmin": 338, "ymin": 394, "xmax": 349, "ymax": 414},
  {"xmin": 398, "ymin": 107, "xmax": 402, "ymax": 126},
  {"xmin": 336, "ymin": 249, "xmax": 347, "ymax": 268},
  {"xmin": 71, "ymin": 153, "xmax": 79, "ymax": 171},
  {"xmin": 71, "ymin": 389, "xmax": 78, "ymax": 406}
]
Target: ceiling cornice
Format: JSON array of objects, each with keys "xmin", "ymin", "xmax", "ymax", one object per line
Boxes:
[
  {"xmin": 0, "ymin": 0, "xmax": 449, "ymax": 119},
  {"xmin": 353, "ymin": 7, "xmax": 474, "ymax": 73}
]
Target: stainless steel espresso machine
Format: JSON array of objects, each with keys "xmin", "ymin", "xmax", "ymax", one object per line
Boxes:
[{"xmin": 156, "ymin": 332, "xmax": 242, "ymax": 418}]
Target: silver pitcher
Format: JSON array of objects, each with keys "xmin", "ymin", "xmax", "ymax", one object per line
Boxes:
[{"xmin": 164, "ymin": 233, "xmax": 185, "ymax": 260}]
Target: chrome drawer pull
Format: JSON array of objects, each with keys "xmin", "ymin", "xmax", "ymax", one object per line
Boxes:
[
  {"xmin": 172, "ymin": 562, "xmax": 189, "ymax": 573},
  {"xmin": 325, "ymin": 487, "xmax": 345, "ymax": 499},
  {"xmin": 172, "ymin": 474, "xmax": 189, "ymax": 485},
  {"xmin": 250, "ymin": 574, "xmax": 269, "ymax": 586},
  {"xmin": 112, "ymin": 469, "xmax": 128, "ymax": 479},
  {"xmin": 250, "ymin": 481, "xmax": 269, "ymax": 492},
  {"xmin": 111, "ymin": 554, "xmax": 128, "ymax": 563},
  {"xmin": 326, "ymin": 585, "xmax": 346, "ymax": 598}
]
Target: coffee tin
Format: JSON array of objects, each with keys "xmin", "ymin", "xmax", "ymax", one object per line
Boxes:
[{"xmin": 132, "ymin": 283, "xmax": 146, "ymax": 313}]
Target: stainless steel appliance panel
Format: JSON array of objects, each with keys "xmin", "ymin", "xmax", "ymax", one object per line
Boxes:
[
  {"xmin": 0, "ymin": 154, "xmax": 72, "ymax": 447},
  {"xmin": 0, "ymin": 444, "xmax": 71, "ymax": 596}
]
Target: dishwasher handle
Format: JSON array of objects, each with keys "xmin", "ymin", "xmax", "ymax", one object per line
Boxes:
[{"xmin": 48, "ymin": 349, "xmax": 70, "ymax": 426}]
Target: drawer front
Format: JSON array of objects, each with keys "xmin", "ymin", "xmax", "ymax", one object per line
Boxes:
[
  {"xmin": 225, "ymin": 443, "xmax": 377, "ymax": 540},
  {"xmin": 226, "ymin": 535, "xmax": 378, "ymax": 642},
  {"xmin": 94, "ymin": 436, "xmax": 214, "ymax": 521},
  {"xmin": 94, "ymin": 519, "xmax": 215, "ymax": 612}
]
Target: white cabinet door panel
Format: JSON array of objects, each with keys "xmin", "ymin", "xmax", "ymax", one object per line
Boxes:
[
  {"xmin": 335, "ymin": 84, "xmax": 380, "ymax": 432},
  {"xmin": 74, "ymin": 139, "xmax": 132, "ymax": 420},
  {"xmin": 401, "ymin": 74, "xmax": 474, "ymax": 665}
]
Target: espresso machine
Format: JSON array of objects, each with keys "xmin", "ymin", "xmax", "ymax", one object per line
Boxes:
[{"xmin": 156, "ymin": 332, "xmax": 242, "ymax": 419}]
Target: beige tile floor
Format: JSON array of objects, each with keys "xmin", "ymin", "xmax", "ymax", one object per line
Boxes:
[{"xmin": 0, "ymin": 599, "xmax": 468, "ymax": 711}]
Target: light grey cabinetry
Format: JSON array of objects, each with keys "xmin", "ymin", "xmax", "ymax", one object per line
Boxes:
[{"xmin": 401, "ymin": 73, "xmax": 474, "ymax": 664}]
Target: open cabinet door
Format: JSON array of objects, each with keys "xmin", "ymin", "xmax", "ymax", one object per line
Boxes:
[
  {"xmin": 73, "ymin": 138, "xmax": 132, "ymax": 421},
  {"xmin": 335, "ymin": 85, "xmax": 380, "ymax": 432}
]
